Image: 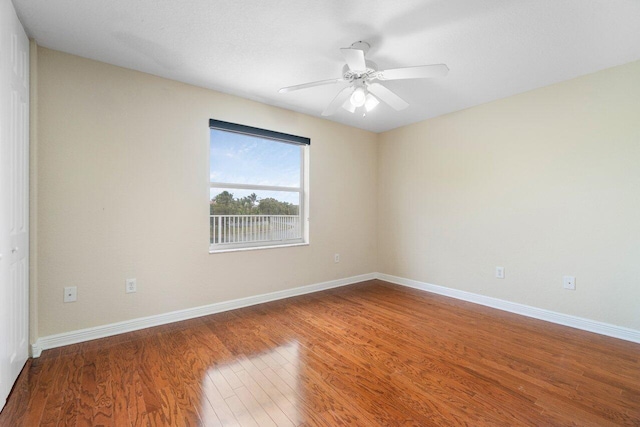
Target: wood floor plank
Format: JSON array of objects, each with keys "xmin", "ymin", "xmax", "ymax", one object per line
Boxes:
[
  {"xmin": 178, "ymin": 323, "xmax": 240, "ymax": 426},
  {"xmin": 20, "ymin": 357, "xmax": 61, "ymax": 427},
  {"xmin": 234, "ymin": 367, "xmax": 294, "ymax": 427},
  {"xmin": 154, "ymin": 328, "xmax": 210, "ymax": 426},
  {"xmin": 0, "ymin": 360, "xmax": 33, "ymax": 427},
  {"xmin": 225, "ymin": 394, "xmax": 260, "ymax": 427},
  {"xmin": 147, "ymin": 332, "xmax": 198, "ymax": 427},
  {"xmin": 239, "ymin": 359, "xmax": 301, "ymax": 425},
  {"xmin": 108, "ymin": 340, "xmax": 149, "ymax": 427},
  {"xmin": 58, "ymin": 352, "xmax": 85, "ymax": 426},
  {"xmin": 199, "ymin": 372, "xmax": 239, "ymax": 426},
  {"xmin": 91, "ymin": 348, "xmax": 115, "ymax": 426},
  {"xmin": 1, "ymin": 280, "xmax": 639, "ymax": 426},
  {"xmin": 77, "ymin": 348, "xmax": 99, "ymax": 427}
]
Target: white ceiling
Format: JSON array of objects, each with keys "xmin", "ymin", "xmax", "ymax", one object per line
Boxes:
[{"xmin": 12, "ymin": 0, "xmax": 640, "ymax": 133}]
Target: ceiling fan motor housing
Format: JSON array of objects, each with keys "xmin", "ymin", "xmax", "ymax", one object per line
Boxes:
[
  {"xmin": 342, "ymin": 60, "xmax": 378, "ymax": 81},
  {"xmin": 350, "ymin": 41, "xmax": 370, "ymax": 54}
]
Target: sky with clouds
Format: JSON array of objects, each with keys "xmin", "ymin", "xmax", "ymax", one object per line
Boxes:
[{"xmin": 210, "ymin": 129, "xmax": 301, "ymax": 205}]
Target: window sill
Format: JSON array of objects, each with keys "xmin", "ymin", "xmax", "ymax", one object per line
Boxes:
[{"xmin": 209, "ymin": 242, "xmax": 309, "ymax": 254}]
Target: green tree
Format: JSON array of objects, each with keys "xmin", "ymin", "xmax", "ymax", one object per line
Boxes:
[
  {"xmin": 238, "ymin": 193, "xmax": 258, "ymax": 214},
  {"xmin": 257, "ymin": 198, "xmax": 298, "ymax": 215},
  {"xmin": 211, "ymin": 191, "xmax": 238, "ymax": 215},
  {"xmin": 211, "ymin": 191, "xmax": 298, "ymax": 215}
]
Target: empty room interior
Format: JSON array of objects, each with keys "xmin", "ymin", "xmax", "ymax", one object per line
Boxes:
[{"xmin": 1, "ymin": 0, "xmax": 639, "ymax": 425}]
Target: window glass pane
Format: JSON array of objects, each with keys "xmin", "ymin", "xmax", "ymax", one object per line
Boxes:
[
  {"xmin": 210, "ymin": 129, "xmax": 301, "ymax": 187},
  {"xmin": 210, "ymin": 188, "xmax": 301, "ymax": 245},
  {"xmin": 209, "ymin": 188, "xmax": 299, "ymax": 215}
]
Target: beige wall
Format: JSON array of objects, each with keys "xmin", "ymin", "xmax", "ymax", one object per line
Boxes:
[
  {"xmin": 378, "ymin": 60, "xmax": 640, "ymax": 330},
  {"xmin": 35, "ymin": 47, "xmax": 378, "ymax": 338},
  {"xmin": 34, "ymin": 45, "xmax": 640, "ymax": 340}
]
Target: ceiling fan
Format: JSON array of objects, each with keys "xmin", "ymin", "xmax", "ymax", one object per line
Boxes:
[{"xmin": 279, "ymin": 41, "xmax": 449, "ymax": 117}]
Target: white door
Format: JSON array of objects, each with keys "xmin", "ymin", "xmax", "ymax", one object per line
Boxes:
[{"xmin": 0, "ymin": 0, "xmax": 29, "ymax": 412}]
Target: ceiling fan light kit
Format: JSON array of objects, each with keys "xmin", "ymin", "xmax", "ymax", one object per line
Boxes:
[
  {"xmin": 364, "ymin": 93, "xmax": 379, "ymax": 111},
  {"xmin": 279, "ymin": 41, "xmax": 449, "ymax": 117},
  {"xmin": 350, "ymin": 87, "xmax": 367, "ymax": 107}
]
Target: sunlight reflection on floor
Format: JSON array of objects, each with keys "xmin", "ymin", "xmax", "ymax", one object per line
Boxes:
[{"xmin": 200, "ymin": 341, "xmax": 300, "ymax": 426}]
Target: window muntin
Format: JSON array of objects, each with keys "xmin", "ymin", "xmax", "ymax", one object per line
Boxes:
[{"xmin": 209, "ymin": 120, "xmax": 308, "ymax": 251}]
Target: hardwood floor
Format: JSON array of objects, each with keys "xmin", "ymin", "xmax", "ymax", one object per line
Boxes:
[{"xmin": 1, "ymin": 280, "xmax": 639, "ymax": 426}]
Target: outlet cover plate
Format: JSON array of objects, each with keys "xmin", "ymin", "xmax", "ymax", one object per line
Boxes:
[
  {"xmin": 63, "ymin": 286, "xmax": 77, "ymax": 303},
  {"xmin": 126, "ymin": 278, "xmax": 137, "ymax": 293},
  {"xmin": 563, "ymin": 276, "xmax": 576, "ymax": 290},
  {"xmin": 496, "ymin": 266, "xmax": 505, "ymax": 279}
]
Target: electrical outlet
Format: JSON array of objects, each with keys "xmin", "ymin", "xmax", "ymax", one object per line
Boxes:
[
  {"xmin": 126, "ymin": 278, "xmax": 137, "ymax": 293},
  {"xmin": 334, "ymin": 253, "xmax": 340, "ymax": 263},
  {"xmin": 63, "ymin": 286, "xmax": 77, "ymax": 303},
  {"xmin": 496, "ymin": 266, "xmax": 505, "ymax": 279},
  {"xmin": 563, "ymin": 276, "xmax": 576, "ymax": 290}
]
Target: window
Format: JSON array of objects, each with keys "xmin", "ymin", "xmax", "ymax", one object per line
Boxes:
[{"xmin": 209, "ymin": 119, "xmax": 309, "ymax": 251}]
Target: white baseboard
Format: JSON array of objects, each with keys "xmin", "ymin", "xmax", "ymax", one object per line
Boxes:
[
  {"xmin": 31, "ymin": 271, "xmax": 639, "ymax": 358},
  {"xmin": 31, "ymin": 343, "xmax": 42, "ymax": 358},
  {"xmin": 376, "ymin": 273, "xmax": 640, "ymax": 344},
  {"xmin": 31, "ymin": 273, "xmax": 376, "ymax": 357}
]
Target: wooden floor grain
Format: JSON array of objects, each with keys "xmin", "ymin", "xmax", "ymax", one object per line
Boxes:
[{"xmin": 1, "ymin": 280, "xmax": 639, "ymax": 426}]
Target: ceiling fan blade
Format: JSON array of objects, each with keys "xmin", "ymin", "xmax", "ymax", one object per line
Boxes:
[
  {"xmin": 340, "ymin": 48, "xmax": 367, "ymax": 71},
  {"xmin": 378, "ymin": 64, "xmax": 449, "ymax": 81},
  {"xmin": 322, "ymin": 86, "xmax": 355, "ymax": 116},
  {"xmin": 279, "ymin": 78, "xmax": 345, "ymax": 93},
  {"xmin": 367, "ymin": 83, "xmax": 409, "ymax": 111}
]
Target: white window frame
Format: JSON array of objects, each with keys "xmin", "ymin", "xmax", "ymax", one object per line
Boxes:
[{"xmin": 209, "ymin": 119, "xmax": 309, "ymax": 253}]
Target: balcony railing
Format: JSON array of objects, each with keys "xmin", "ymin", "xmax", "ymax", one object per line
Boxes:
[{"xmin": 210, "ymin": 215, "xmax": 301, "ymax": 245}]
